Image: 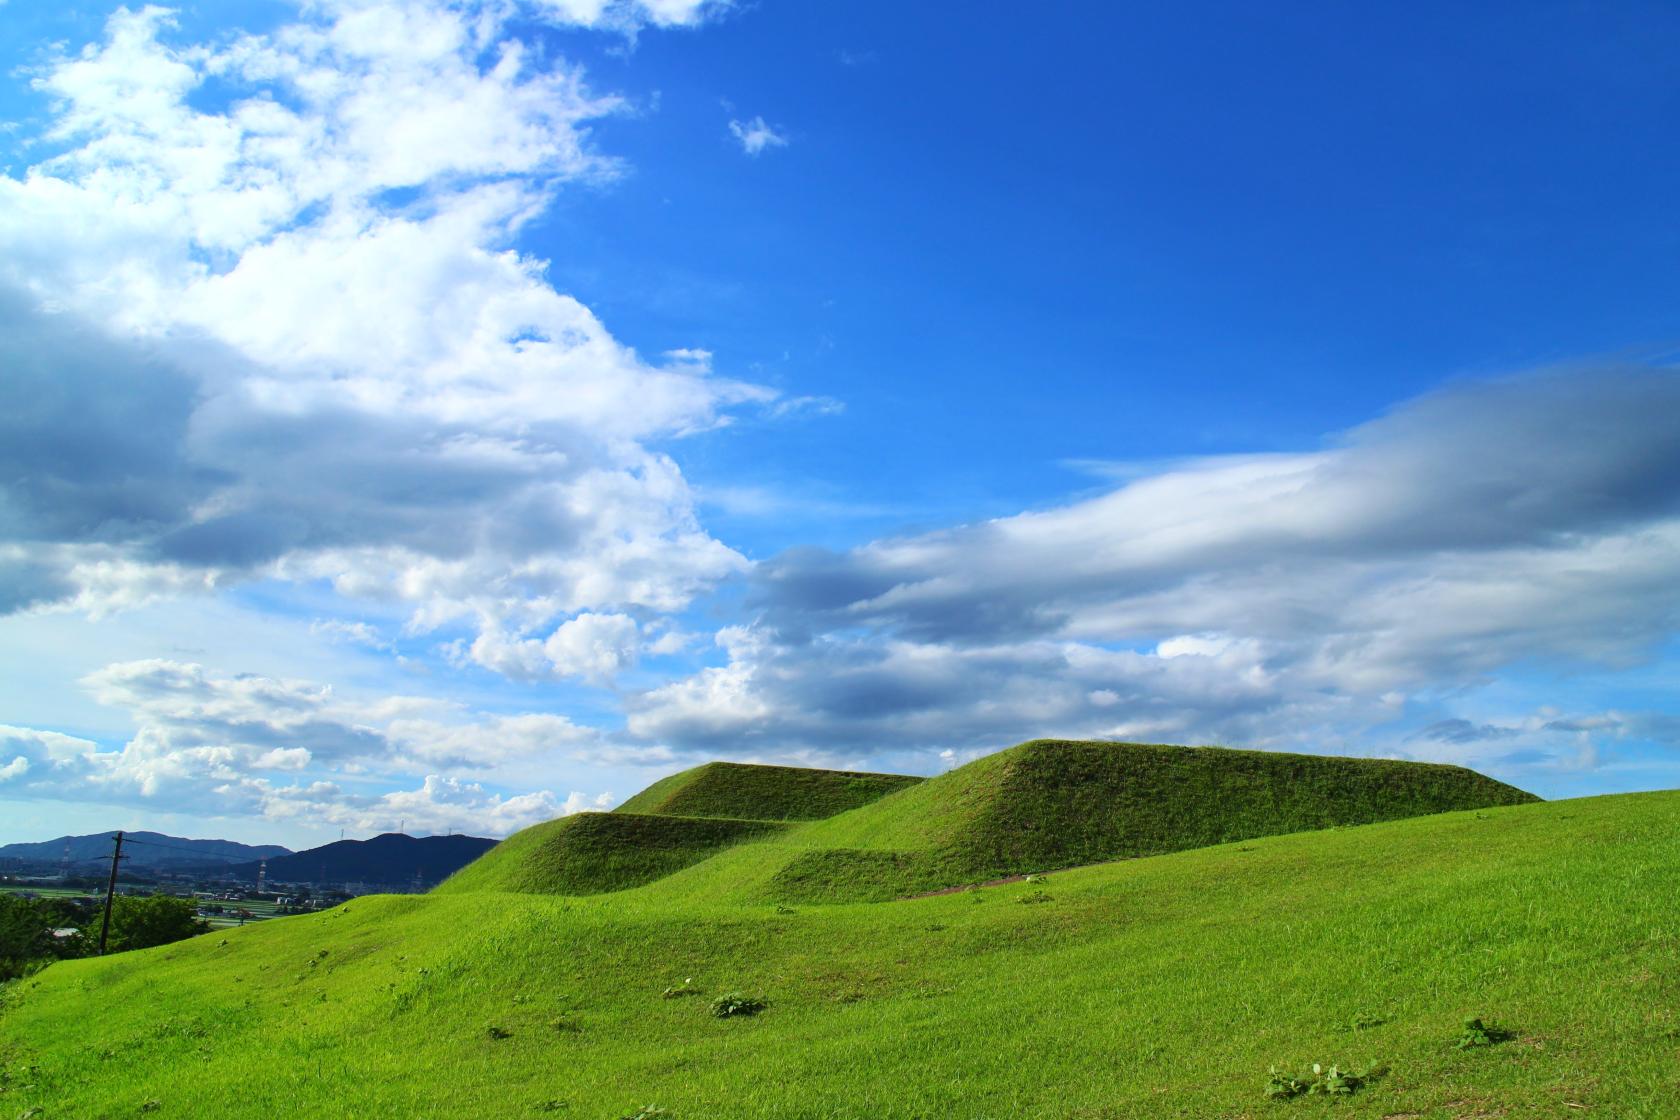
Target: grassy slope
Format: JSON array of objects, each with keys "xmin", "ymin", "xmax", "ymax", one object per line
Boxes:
[
  {"xmin": 433, "ymin": 813, "xmax": 790, "ymax": 897},
  {"xmin": 755, "ymin": 739, "xmax": 1539, "ymax": 900},
  {"xmin": 3, "ymin": 792, "xmax": 1677, "ymax": 1118},
  {"xmin": 441, "ymin": 742, "xmax": 1539, "ymax": 909},
  {"xmin": 614, "ymin": 761, "xmax": 923, "ymax": 821}
]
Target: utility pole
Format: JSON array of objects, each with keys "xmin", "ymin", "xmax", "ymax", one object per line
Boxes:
[{"xmin": 97, "ymin": 830, "xmax": 126, "ymax": 956}]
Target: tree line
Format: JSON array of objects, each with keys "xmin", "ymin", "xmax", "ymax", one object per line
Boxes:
[{"xmin": 0, "ymin": 893, "xmax": 207, "ymax": 981}]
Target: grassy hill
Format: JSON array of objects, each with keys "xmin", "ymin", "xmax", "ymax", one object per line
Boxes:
[
  {"xmin": 434, "ymin": 813, "xmax": 789, "ymax": 896},
  {"xmin": 613, "ymin": 760, "xmax": 923, "ymax": 821},
  {"xmin": 757, "ymin": 739, "xmax": 1539, "ymax": 900},
  {"xmin": 442, "ymin": 742, "xmax": 1537, "ymax": 907},
  {"xmin": 3, "ymin": 788, "xmax": 1677, "ymax": 1117}
]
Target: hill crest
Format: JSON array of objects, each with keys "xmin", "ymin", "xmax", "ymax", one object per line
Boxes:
[
  {"xmin": 439, "ymin": 739, "xmax": 1537, "ymax": 904},
  {"xmin": 613, "ymin": 760, "xmax": 923, "ymax": 821},
  {"xmin": 763, "ymin": 738, "xmax": 1540, "ymax": 900}
]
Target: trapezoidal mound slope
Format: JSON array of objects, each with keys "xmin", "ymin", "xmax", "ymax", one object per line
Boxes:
[
  {"xmin": 765, "ymin": 738, "xmax": 1539, "ymax": 901},
  {"xmin": 434, "ymin": 811, "xmax": 791, "ymax": 896}
]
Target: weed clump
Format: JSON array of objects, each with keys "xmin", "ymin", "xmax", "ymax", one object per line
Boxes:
[
  {"xmin": 486, "ymin": 1025, "xmax": 512, "ymax": 1040},
  {"xmin": 1456, "ymin": 1017, "xmax": 1515, "ymax": 1049},
  {"xmin": 619, "ymin": 1106, "xmax": 668, "ymax": 1119},
  {"xmin": 1265, "ymin": 1063, "xmax": 1370, "ymax": 1099},
  {"xmin": 710, "ymin": 993, "xmax": 768, "ymax": 1018}
]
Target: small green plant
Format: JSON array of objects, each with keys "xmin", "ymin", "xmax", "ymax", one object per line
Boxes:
[
  {"xmin": 1016, "ymin": 890, "xmax": 1053, "ymax": 904},
  {"xmin": 1265, "ymin": 1063, "xmax": 1369, "ymax": 1099},
  {"xmin": 486, "ymin": 1024, "xmax": 512, "ymax": 1040},
  {"xmin": 549, "ymin": 1016, "xmax": 582, "ymax": 1033},
  {"xmin": 1023, "ymin": 873, "xmax": 1049, "ymax": 884},
  {"xmin": 661, "ymin": 978, "xmax": 701, "ymax": 999},
  {"xmin": 1313, "ymin": 1065, "xmax": 1363, "ymax": 1095},
  {"xmin": 619, "ymin": 1107, "xmax": 667, "ymax": 1119},
  {"xmin": 710, "ymin": 992, "xmax": 768, "ymax": 1018},
  {"xmin": 1265, "ymin": 1067, "xmax": 1307, "ymax": 1099},
  {"xmin": 1456, "ymin": 1016, "xmax": 1515, "ymax": 1048}
]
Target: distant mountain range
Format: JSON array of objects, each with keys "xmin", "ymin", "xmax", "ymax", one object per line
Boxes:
[
  {"xmin": 0, "ymin": 831, "xmax": 291, "ymax": 869},
  {"xmin": 0, "ymin": 829, "xmax": 499, "ymax": 889},
  {"xmin": 224, "ymin": 833, "xmax": 498, "ymax": 888}
]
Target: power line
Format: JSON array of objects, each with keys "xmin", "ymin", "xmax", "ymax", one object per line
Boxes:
[{"xmin": 121, "ymin": 836, "xmax": 277, "ymax": 859}]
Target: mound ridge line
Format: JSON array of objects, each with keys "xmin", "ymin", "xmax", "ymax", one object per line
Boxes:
[
  {"xmin": 441, "ymin": 740, "xmax": 1537, "ymax": 904},
  {"xmin": 614, "ymin": 760, "xmax": 923, "ymax": 821}
]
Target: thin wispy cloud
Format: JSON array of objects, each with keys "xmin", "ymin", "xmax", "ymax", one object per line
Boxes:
[{"xmin": 626, "ymin": 368, "xmax": 1680, "ymax": 782}]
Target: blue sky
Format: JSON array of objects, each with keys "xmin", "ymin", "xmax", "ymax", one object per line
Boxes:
[{"xmin": 1, "ymin": 0, "xmax": 1677, "ymax": 847}]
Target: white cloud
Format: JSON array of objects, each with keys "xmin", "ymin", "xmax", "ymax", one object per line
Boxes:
[
  {"xmin": 532, "ymin": 0, "xmax": 728, "ymax": 30},
  {"xmin": 728, "ymin": 115, "xmax": 788, "ymax": 156},
  {"xmin": 543, "ymin": 612, "xmax": 641, "ymax": 682},
  {"xmin": 0, "ymin": 660, "xmax": 623, "ymax": 834},
  {"xmin": 768, "ymin": 394, "xmax": 845, "ymax": 419},
  {"xmin": 560, "ymin": 789, "xmax": 617, "ymax": 814},
  {"xmin": 448, "ymin": 611, "xmax": 641, "ymax": 681},
  {"xmin": 1155, "ymin": 634, "xmax": 1235, "ymax": 659},
  {"xmin": 625, "ymin": 369, "xmax": 1680, "ymax": 776},
  {"xmin": 310, "ymin": 619, "xmax": 395, "ymax": 653},
  {"xmin": 0, "ymin": 2, "xmax": 780, "ymax": 669},
  {"xmin": 255, "ymin": 773, "xmax": 564, "ymax": 836}
]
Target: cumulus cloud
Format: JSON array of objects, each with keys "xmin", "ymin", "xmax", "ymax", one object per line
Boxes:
[
  {"xmin": 728, "ymin": 115, "xmax": 789, "ymax": 156},
  {"xmin": 0, "ymin": 2, "xmax": 773, "ymax": 663},
  {"xmin": 0, "ymin": 660, "xmax": 619, "ymax": 834},
  {"xmin": 543, "ymin": 612, "xmax": 641, "ymax": 682},
  {"xmin": 625, "ymin": 368, "xmax": 1680, "ymax": 773},
  {"xmin": 448, "ymin": 610, "xmax": 642, "ymax": 682},
  {"xmin": 248, "ymin": 775, "xmax": 572, "ymax": 836}
]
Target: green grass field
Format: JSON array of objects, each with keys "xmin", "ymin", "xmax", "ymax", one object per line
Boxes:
[
  {"xmin": 0, "ymin": 887, "xmax": 98, "ymax": 901},
  {"xmin": 2, "ymin": 744, "xmax": 1673, "ymax": 1118}
]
